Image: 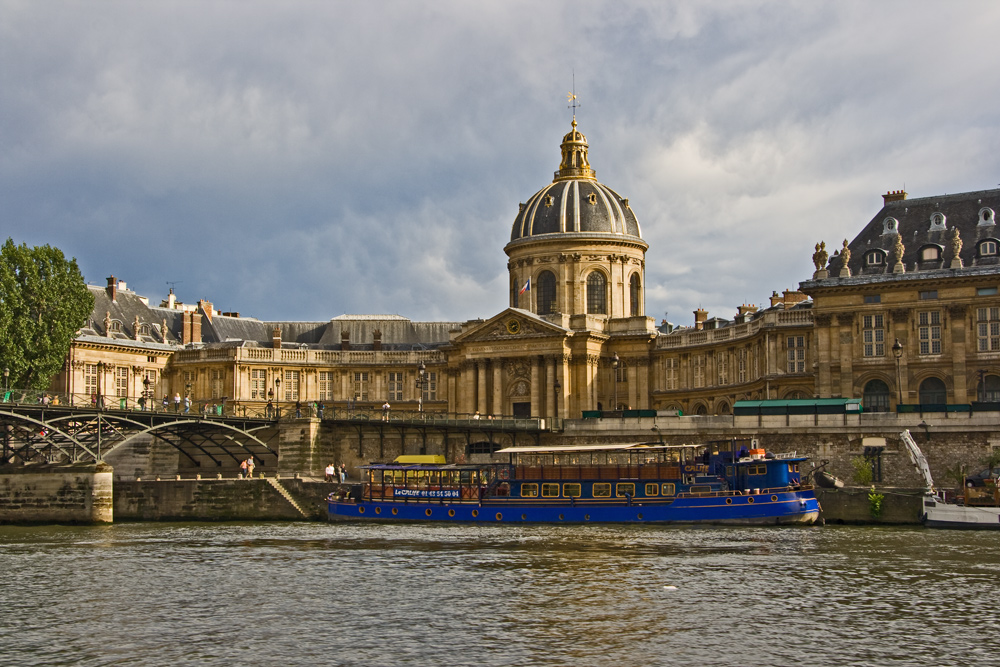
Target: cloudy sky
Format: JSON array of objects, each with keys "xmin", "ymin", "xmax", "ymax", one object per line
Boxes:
[{"xmin": 3, "ymin": 2, "xmax": 1000, "ymax": 327}]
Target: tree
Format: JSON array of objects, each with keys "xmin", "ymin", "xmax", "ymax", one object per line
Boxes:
[{"xmin": 0, "ymin": 239, "xmax": 94, "ymax": 391}]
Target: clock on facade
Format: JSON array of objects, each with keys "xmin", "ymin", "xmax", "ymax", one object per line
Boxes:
[{"xmin": 506, "ymin": 319, "xmax": 521, "ymax": 335}]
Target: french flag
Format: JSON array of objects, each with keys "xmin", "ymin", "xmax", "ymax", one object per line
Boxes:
[{"xmin": 519, "ymin": 278, "xmax": 530, "ymax": 295}]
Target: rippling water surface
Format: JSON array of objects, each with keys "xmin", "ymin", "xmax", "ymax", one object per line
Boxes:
[{"xmin": 1, "ymin": 522, "xmax": 997, "ymax": 666}]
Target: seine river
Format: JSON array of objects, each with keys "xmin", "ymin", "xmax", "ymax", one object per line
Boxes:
[{"xmin": 1, "ymin": 522, "xmax": 996, "ymax": 666}]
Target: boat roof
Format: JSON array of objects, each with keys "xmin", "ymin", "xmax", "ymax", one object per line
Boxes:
[{"xmin": 495, "ymin": 442, "xmax": 699, "ymax": 454}]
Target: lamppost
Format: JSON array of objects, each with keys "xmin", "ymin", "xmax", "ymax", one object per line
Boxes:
[
  {"xmin": 96, "ymin": 361, "xmax": 105, "ymax": 410},
  {"xmin": 142, "ymin": 376, "xmax": 150, "ymax": 411},
  {"xmin": 415, "ymin": 361, "xmax": 427, "ymax": 413},
  {"xmin": 892, "ymin": 338, "xmax": 903, "ymax": 410},
  {"xmin": 612, "ymin": 353, "xmax": 619, "ymax": 411},
  {"xmin": 275, "ymin": 378, "xmax": 281, "ymax": 417}
]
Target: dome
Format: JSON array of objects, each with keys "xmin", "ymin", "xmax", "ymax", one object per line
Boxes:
[{"xmin": 510, "ymin": 120, "xmax": 642, "ymax": 242}]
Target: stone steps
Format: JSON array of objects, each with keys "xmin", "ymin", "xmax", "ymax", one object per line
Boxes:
[{"xmin": 266, "ymin": 477, "xmax": 309, "ymax": 518}]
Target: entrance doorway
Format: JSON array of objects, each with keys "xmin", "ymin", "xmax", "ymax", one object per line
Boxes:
[{"xmin": 512, "ymin": 402, "xmax": 530, "ymax": 418}]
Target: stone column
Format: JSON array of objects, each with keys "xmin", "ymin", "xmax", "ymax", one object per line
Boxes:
[
  {"xmin": 460, "ymin": 363, "xmax": 475, "ymax": 414},
  {"xmin": 477, "ymin": 362, "xmax": 488, "ymax": 415},
  {"xmin": 545, "ymin": 357, "xmax": 555, "ymax": 418},
  {"xmin": 949, "ymin": 305, "xmax": 969, "ymax": 403},
  {"xmin": 492, "ymin": 362, "xmax": 503, "ymax": 417}
]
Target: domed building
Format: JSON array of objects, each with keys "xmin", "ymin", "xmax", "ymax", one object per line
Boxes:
[{"xmin": 447, "ymin": 119, "xmax": 659, "ymax": 419}]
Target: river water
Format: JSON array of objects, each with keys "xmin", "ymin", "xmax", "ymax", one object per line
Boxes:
[{"xmin": 0, "ymin": 522, "xmax": 996, "ymax": 666}]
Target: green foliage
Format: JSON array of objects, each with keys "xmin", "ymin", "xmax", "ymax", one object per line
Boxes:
[
  {"xmin": 0, "ymin": 238, "xmax": 94, "ymax": 390},
  {"xmin": 851, "ymin": 456, "xmax": 873, "ymax": 485},
  {"xmin": 983, "ymin": 448, "xmax": 1000, "ymax": 475},
  {"xmin": 868, "ymin": 486, "xmax": 885, "ymax": 518}
]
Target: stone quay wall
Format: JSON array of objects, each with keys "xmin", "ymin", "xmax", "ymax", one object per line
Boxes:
[{"xmin": 0, "ymin": 463, "xmax": 113, "ymax": 524}]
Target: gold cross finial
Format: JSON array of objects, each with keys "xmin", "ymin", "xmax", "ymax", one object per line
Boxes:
[{"xmin": 567, "ymin": 71, "xmax": 580, "ymax": 121}]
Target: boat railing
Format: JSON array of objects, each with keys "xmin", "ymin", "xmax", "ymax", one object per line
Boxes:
[
  {"xmin": 515, "ymin": 464, "xmax": 683, "ymax": 481},
  {"xmin": 678, "ymin": 485, "xmax": 811, "ymax": 498}
]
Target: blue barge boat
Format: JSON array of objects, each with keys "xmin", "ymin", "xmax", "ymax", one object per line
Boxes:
[{"xmin": 328, "ymin": 441, "xmax": 820, "ymax": 525}]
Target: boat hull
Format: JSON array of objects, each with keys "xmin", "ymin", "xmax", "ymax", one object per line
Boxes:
[
  {"xmin": 923, "ymin": 497, "xmax": 1000, "ymax": 529},
  {"xmin": 328, "ymin": 490, "xmax": 820, "ymax": 525}
]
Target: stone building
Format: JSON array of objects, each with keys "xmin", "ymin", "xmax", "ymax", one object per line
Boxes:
[{"xmin": 53, "ymin": 120, "xmax": 1000, "ymax": 420}]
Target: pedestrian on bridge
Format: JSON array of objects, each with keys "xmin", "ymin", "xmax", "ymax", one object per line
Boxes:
[
  {"xmin": 162, "ymin": 395, "xmax": 168, "ymax": 412},
  {"xmin": 184, "ymin": 396, "xmax": 191, "ymax": 414},
  {"xmin": 382, "ymin": 401, "xmax": 390, "ymax": 421},
  {"xmin": 173, "ymin": 393, "xmax": 181, "ymax": 412}
]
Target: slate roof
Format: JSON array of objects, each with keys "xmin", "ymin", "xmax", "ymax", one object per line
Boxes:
[
  {"xmin": 80, "ymin": 285, "xmax": 179, "ymax": 344},
  {"xmin": 830, "ymin": 188, "xmax": 1000, "ymax": 277}
]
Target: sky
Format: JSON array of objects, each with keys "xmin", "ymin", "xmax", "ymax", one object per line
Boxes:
[{"xmin": 3, "ymin": 1, "xmax": 1000, "ymax": 327}]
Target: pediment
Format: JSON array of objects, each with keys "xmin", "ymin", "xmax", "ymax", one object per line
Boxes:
[{"xmin": 452, "ymin": 308, "xmax": 569, "ymax": 344}]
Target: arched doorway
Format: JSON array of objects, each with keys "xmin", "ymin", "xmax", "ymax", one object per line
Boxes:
[
  {"xmin": 919, "ymin": 377, "xmax": 947, "ymax": 405},
  {"xmin": 862, "ymin": 379, "xmax": 891, "ymax": 412},
  {"xmin": 976, "ymin": 373, "xmax": 1000, "ymax": 402}
]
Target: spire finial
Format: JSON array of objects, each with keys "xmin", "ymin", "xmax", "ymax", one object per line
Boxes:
[{"xmin": 567, "ymin": 70, "xmax": 580, "ymax": 122}]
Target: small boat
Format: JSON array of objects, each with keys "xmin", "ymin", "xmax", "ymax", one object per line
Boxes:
[
  {"xmin": 901, "ymin": 430, "xmax": 1000, "ymax": 530},
  {"xmin": 328, "ymin": 441, "xmax": 820, "ymax": 525}
]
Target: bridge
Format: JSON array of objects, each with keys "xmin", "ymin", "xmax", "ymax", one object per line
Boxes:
[{"xmin": 0, "ymin": 400, "xmax": 550, "ymax": 470}]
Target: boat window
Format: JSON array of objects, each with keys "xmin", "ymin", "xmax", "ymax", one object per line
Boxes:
[
  {"xmin": 749, "ymin": 464, "xmax": 767, "ymax": 475},
  {"xmin": 689, "ymin": 485, "xmax": 712, "ymax": 494},
  {"xmin": 726, "ymin": 466, "xmax": 734, "ymax": 477},
  {"xmin": 661, "ymin": 483, "xmax": 676, "ymax": 496},
  {"xmin": 521, "ymin": 483, "xmax": 538, "ymax": 498},
  {"xmin": 645, "ymin": 483, "xmax": 659, "ymax": 496},
  {"xmin": 541, "ymin": 483, "xmax": 560, "ymax": 497},
  {"xmin": 593, "ymin": 483, "xmax": 611, "ymax": 497},
  {"xmin": 616, "ymin": 483, "xmax": 635, "ymax": 497},
  {"xmin": 563, "ymin": 483, "xmax": 582, "ymax": 498}
]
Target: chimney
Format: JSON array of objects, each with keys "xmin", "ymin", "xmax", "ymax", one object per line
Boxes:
[
  {"xmin": 182, "ymin": 311, "xmax": 202, "ymax": 345},
  {"xmin": 737, "ymin": 304, "xmax": 758, "ymax": 316},
  {"xmin": 341, "ymin": 329, "xmax": 350, "ymax": 351},
  {"xmin": 272, "ymin": 326, "xmax": 282, "ymax": 349},
  {"xmin": 106, "ymin": 276, "xmax": 117, "ymax": 301},
  {"xmin": 199, "ymin": 300, "xmax": 214, "ymax": 322},
  {"xmin": 882, "ymin": 189, "xmax": 907, "ymax": 205},
  {"xmin": 693, "ymin": 308, "xmax": 708, "ymax": 331},
  {"xmin": 769, "ymin": 291, "xmax": 782, "ymax": 307},
  {"xmin": 783, "ymin": 289, "xmax": 807, "ymax": 307},
  {"xmin": 373, "ymin": 329, "xmax": 382, "ymax": 352}
]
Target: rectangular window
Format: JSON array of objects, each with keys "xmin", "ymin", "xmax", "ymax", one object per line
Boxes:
[
  {"xmin": 862, "ymin": 314, "xmax": 885, "ymax": 357},
  {"xmin": 978, "ymin": 308, "xmax": 1000, "ymax": 352},
  {"xmin": 284, "ymin": 370, "xmax": 300, "ymax": 401},
  {"xmin": 353, "ymin": 372, "xmax": 369, "ymax": 401},
  {"xmin": 318, "ymin": 371, "xmax": 334, "ymax": 401},
  {"xmin": 616, "ymin": 483, "xmax": 636, "ymax": 497},
  {"xmin": 593, "ymin": 483, "xmax": 611, "ymax": 498},
  {"xmin": 84, "ymin": 364, "xmax": 98, "ymax": 397},
  {"xmin": 664, "ymin": 358, "xmax": 678, "ymax": 390},
  {"xmin": 978, "ymin": 287, "xmax": 998, "ymax": 296},
  {"xmin": 737, "ymin": 350, "xmax": 746, "ymax": 383},
  {"xmin": 717, "ymin": 352, "xmax": 727, "ymax": 386},
  {"xmin": 692, "ymin": 356, "xmax": 705, "ymax": 388},
  {"xmin": 115, "ymin": 367, "xmax": 128, "ymax": 398},
  {"xmin": 644, "ymin": 483, "xmax": 659, "ymax": 496},
  {"xmin": 520, "ymin": 483, "xmax": 538, "ymax": 498},
  {"xmin": 864, "ymin": 295, "xmax": 881, "ymax": 304},
  {"xmin": 210, "ymin": 369, "xmax": 223, "ymax": 399},
  {"xmin": 387, "ymin": 372, "xmax": 403, "ymax": 402},
  {"xmin": 661, "ymin": 483, "xmax": 676, "ymax": 496},
  {"xmin": 563, "ymin": 483, "xmax": 582, "ymax": 498},
  {"xmin": 251, "ymin": 369, "xmax": 268, "ymax": 400},
  {"xmin": 787, "ymin": 336, "xmax": 806, "ymax": 373},
  {"xmin": 918, "ymin": 311, "xmax": 942, "ymax": 355},
  {"xmin": 421, "ymin": 371, "xmax": 438, "ymax": 401},
  {"xmin": 919, "ymin": 290, "xmax": 938, "ymax": 300},
  {"xmin": 541, "ymin": 483, "xmax": 560, "ymax": 498}
]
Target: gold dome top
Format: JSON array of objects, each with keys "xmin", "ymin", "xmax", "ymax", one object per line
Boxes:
[{"xmin": 553, "ymin": 119, "xmax": 596, "ymax": 182}]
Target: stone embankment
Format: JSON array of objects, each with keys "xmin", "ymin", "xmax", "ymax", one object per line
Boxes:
[{"xmin": 0, "ymin": 463, "xmax": 113, "ymax": 523}]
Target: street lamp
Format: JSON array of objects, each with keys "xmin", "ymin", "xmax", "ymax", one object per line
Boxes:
[
  {"xmin": 142, "ymin": 376, "xmax": 150, "ymax": 411},
  {"xmin": 275, "ymin": 378, "xmax": 281, "ymax": 416},
  {"xmin": 96, "ymin": 361, "xmax": 105, "ymax": 410},
  {"xmin": 612, "ymin": 353, "xmax": 619, "ymax": 411},
  {"xmin": 416, "ymin": 361, "xmax": 427, "ymax": 412},
  {"xmin": 892, "ymin": 338, "xmax": 904, "ymax": 410}
]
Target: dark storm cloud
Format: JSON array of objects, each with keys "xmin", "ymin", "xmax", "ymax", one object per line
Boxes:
[{"xmin": 3, "ymin": 1, "xmax": 1000, "ymax": 326}]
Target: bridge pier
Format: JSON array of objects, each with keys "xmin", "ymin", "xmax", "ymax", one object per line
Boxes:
[
  {"xmin": 0, "ymin": 462, "xmax": 113, "ymax": 524},
  {"xmin": 277, "ymin": 417, "xmax": 324, "ymax": 478}
]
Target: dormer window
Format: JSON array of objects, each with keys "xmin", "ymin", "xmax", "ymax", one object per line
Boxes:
[
  {"xmin": 883, "ymin": 217, "xmax": 899, "ymax": 234},
  {"xmin": 979, "ymin": 208, "xmax": 996, "ymax": 226},
  {"xmin": 543, "ymin": 195, "xmax": 554, "ymax": 207},
  {"xmin": 979, "ymin": 240, "xmax": 998, "ymax": 257},
  {"xmin": 109, "ymin": 321, "xmax": 123, "ymax": 333},
  {"xmin": 920, "ymin": 246, "xmax": 941, "ymax": 261},
  {"xmin": 866, "ymin": 250, "xmax": 886, "ymax": 266},
  {"xmin": 929, "ymin": 212, "xmax": 947, "ymax": 231},
  {"xmin": 139, "ymin": 323, "xmax": 151, "ymax": 336},
  {"xmin": 587, "ymin": 193, "xmax": 598, "ymax": 205}
]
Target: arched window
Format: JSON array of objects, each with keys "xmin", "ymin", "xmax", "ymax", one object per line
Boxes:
[
  {"xmin": 976, "ymin": 374, "xmax": 1000, "ymax": 402},
  {"xmin": 586, "ymin": 271, "xmax": 606, "ymax": 314},
  {"xmin": 862, "ymin": 379, "xmax": 890, "ymax": 413},
  {"xmin": 629, "ymin": 273, "xmax": 641, "ymax": 316},
  {"xmin": 979, "ymin": 240, "xmax": 998, "ymax": 257},
  {"xmin": 537, "ymin": 271, "xmax": 556, "ymax": 315},
  {"xmin": 919, "ymin": 377, "xmax": 947, "ymax": 405},
  {"xmin": 109, "ymin": 321, "xmax": 123, "ymax": 333}
]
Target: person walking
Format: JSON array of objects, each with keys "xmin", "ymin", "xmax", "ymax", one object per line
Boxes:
[
  {"xmin": 382, "ymin": 401, "xmax": 390, "ymax": 422},
  {"xmin": 239, "ymin": 458, "xmax": 248, "ymax": 479},
  {"xmin": 317, "ymin": 402, "xmax": 325, "ymax": 419},
  {"xmin": 295, "ymin": 400, "xmax": 302, "ymax": 418},
  {"xmin": 173, "ymin": 393, "xmax": 181, "ymax": 413},
  {"xmin": 246, "ymin": 456, "xmax": 255, "ymax": 478},
  {"xmin": 339, "ymin": 463, "xmax": 346, "ymax": 483},
  {"xmin": 325, "ymin": 463, "xmax": 335, "ymax": 482},
  {"xmin": 162, "ymin": 395, "xmax": 169, "ymax": 412},
  {"xmin": 183, "ymin": 395, "xmax": 191, "ymax": 414}
]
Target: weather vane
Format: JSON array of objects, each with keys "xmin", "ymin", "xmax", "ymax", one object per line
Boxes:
[{"xmin": 567, "ymin": 71, "xmax": 580, "ymax": 121}]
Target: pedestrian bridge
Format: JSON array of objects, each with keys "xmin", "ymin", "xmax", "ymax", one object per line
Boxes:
[{"xmin": 0, "ymin": 404, "xmax": 278, "ymax": 467}]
